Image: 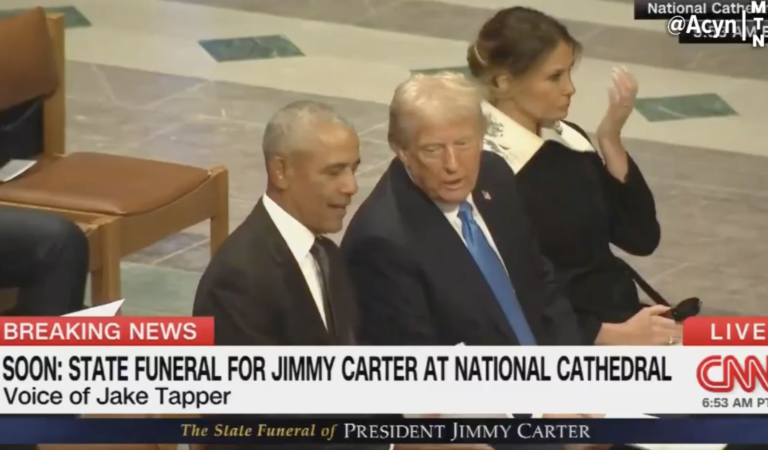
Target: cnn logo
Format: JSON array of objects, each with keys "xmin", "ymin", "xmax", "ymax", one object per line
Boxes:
[{"xmin": 697, "ymin": 355, "xmax": 768, "ymax": 393}]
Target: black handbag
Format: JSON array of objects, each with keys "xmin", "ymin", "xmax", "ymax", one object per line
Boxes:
[{"xmin": 617, "ymin": 258, "xmax": 702, "ymax": 322}]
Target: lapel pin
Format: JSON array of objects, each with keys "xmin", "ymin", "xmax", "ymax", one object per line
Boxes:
[{"xmin": 482, "ymin": 191, "xmax": 491, "ymax": 200}]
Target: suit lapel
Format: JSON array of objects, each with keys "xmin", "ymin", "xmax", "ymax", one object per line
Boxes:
[
  {"xmin": 253, "ymin": 201, "xmax": 333, "ymax": 345},
  {"xmin": 390, "ymin": 161, "xmax": 516, "ymax": 341}
]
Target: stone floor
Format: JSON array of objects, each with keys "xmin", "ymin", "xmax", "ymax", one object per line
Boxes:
[{"xmin": 2, "ymin": 0, "xmax": 766, "ymax": 317}]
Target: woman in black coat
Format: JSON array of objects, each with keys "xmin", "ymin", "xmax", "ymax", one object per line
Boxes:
[{"xmin": 468, "ymin": 6, "xmax": 682, "ymax": 346}]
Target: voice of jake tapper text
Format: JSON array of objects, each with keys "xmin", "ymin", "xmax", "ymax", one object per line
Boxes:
[{"xmin": 179, "ymin": 421, "xmax": 591, "ymax": 443}]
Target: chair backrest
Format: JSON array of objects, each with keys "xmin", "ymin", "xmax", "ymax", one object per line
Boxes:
[
  {"xmin": 0, "ymin": 9, "xmax": 65, "ymax": 165},
  {"xmin": 44, "ymin": 13, "xmax": 66, "ymax": 158}
]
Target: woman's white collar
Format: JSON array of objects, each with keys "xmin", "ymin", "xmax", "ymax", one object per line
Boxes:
[{"xmin": 482, "ymin": 101, "xmax": 596, "ymax": 173}]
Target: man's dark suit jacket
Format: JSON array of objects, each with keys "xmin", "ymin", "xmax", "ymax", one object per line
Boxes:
[
  {"xmin": 193, "ymin": 199, "xmax": 388, "ymax": 450},
  {"xmin": 341, "ymin": 152, "xmax": 583, "ymax": 347},
  {"xmin": 194, "ymin": 199, "xmax": 359, "ymax": 347}
]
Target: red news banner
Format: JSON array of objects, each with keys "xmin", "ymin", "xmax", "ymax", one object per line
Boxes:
[
  {"xmin": 684, "ymin": 316, "xmax": 768, "ymax": 346},
  {"xmin": 0, "ymin": 315, "xmax": 760, "ymax": 346},
  {"xmin": 0, "ymin": 317, "xmax": 215, "ymax": 345}
]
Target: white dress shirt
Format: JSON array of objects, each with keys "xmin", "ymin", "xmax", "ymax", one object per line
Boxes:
[
  {"xmin": 262, "ymin": 195, "xmax": 327, "ymax": 328},
  {"xmin": 265, "ymin": 196, "xmax": 397, "ymax": 446}
]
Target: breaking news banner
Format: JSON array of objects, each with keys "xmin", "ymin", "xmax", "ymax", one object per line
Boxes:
[
  {"xmin": 1, "ymin": 316, "xmax": 768, "ymax": 417},
  {"xmin": 0, "ymin": 417, "xmax": 767, "ymax": 445}
]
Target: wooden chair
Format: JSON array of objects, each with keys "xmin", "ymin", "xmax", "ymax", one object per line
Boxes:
[{"xmin": 0, "ymin": 9, "xmax": 229, "ymax": 305}]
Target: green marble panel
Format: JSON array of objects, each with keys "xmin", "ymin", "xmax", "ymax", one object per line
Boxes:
[
  {"xmin": 634, "ymin": 93, "xmax": 737, "ymax": 122},
  {"xmin": 199, "ymin": 35, "xmax": 304, "ymax": 62}
]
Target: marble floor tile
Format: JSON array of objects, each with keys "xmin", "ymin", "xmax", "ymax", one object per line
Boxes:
[
  {"xmin": 132, "ymin": 114, "xmax": 267, "ymax": 168},
  {"xmin": 50, "ymin": 5, "xmax": 768, "ymax": 155},
  {"xmin": 701, "ymin": 305, "xmax": 742, "ymax": 317},
  {"xmin": 67, "ymin": 99, "xmax": 188, "ymax": 153},
  {"xmin": 353, "ymin": 0, "xmax": 483, "ymax": 42},
  {"xmin": 125, "ymin": 232, "xmax": 209, "ymax": 264},
  {"xmin": 227, "ymin": 170, "xmax": 268, "ymax": 203},
  {"xmin": 618, "ymin": 258, "xmax": 760, "ymax": 317},
  {"xmin": 168, "ymin": 0, "xmax": 405, "ymax": 25},
  {"xmin": 119, "ymin": 264, "xmax": 202, "ymax": 315},
  {"xmin": 649, "ymin": 186, "xmax": 768, "ymax": 276},
  {"xmin": 120, "ymin": 305, "xmax": 190, "ymax": 317},
  {"xmin": 156, "ymin": 241, "xmax": 212, "ymax": 273},
  {"xmin": 66, "ymin": 62, "xmax": 116, "ymax": 104},
  {"xmin": 621, "ymin": 136, "xmax": 768, "ymax": 195},
  {"xmin": 170, "ymin": 0, "xmax": 768, "ymax": 81},
  {"xmin": 152, "ymin": 80, "xmax": 389, "ymax": 131},
  {"xmin": 67, "ymin": 62, "xmax": 206, "ymax": 110},
  {"xmin": 95, "ymin": 64, "xmax": 207, "ymax": 109},
  {"xmin": 359, "ymin": 123, "xmax": 389, "ymax": 143},
  {"xmin": 650, "ymin": 264, "xmax": 768, "ymax": 315},
  {"xmin": 422, "ymin": 0, "xmax": 654, "ymax": 31},
  {"xmin": 358, "ymin": 138, "xmax": 396, "ymax": 173}
]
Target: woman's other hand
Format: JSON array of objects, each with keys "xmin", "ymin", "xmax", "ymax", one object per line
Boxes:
[
  {"xmin": 597, "ymin": 67, "xmax": 638, "ymax": 141},
  {"xmin": 622, "ymin": 305, "xmax": 683, "ymax": 345}
]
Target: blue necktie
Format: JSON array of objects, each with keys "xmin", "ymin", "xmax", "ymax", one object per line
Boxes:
[{"xmin": 458, "ymin": 202, "xmax": 537, "ymax": 345}]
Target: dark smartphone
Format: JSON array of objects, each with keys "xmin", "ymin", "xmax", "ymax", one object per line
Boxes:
[{"xmin": 664, "ymin": 297, "xmax": 702, "ymax": 322}]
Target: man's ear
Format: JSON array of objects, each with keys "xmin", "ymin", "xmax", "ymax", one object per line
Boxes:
[
  {"xmin": 267, "ymin": 156, "xmax": 290, "ymax": 190},
  {"xmin": 391, "ymin": 143, "xmax": 410, "ymax": 169}
]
